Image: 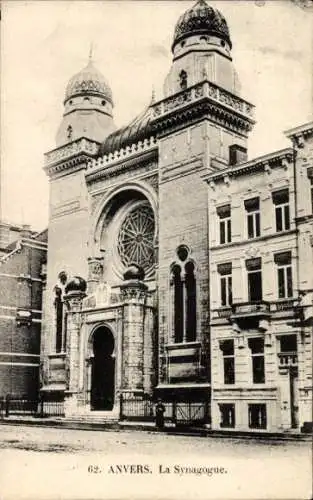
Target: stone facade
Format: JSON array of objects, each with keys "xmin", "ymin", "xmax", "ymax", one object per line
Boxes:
[
  {"xmin": 40, "ymin": 0, "xmax": 312, "ymax": 432},
  {"xmin": 205, "ymin": 136, "xmax": 313, "ymax": 433}
]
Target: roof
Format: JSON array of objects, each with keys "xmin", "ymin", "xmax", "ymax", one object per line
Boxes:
[
  {"xmin": 64, "ymin": 60, "xmax": 113, "ymax": 105},
  {"xmin": 204, "ymin": 147, "xmax": 294, "ymax": 183},
  {"xmin": 172, "ymin": 0, "xmax": 231, "ymax": 51},
  {"xmin": 284, "ymin": 121, "xmax": 313, "ymax": 139},
  {"xmin": 99, "ymin": 103, "xmax": 154, "ymax": 155}
]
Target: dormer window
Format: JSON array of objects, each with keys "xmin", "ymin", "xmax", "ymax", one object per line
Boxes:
[
  {"xmin": 179, "ymin": 70, "xmax": 188, "ymax": 90},
  {"xmin": 67, "ymin": 125, "xmax": 73, "ymax": 140}
]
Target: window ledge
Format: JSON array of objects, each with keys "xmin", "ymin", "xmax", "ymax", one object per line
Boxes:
[
  {"xmin": 210, "ymin": 228, "xmax": 297, "ymax": 251},
  {"xmin": 165, "ymin": 341, "xmax": 201, "ymax": 349}
]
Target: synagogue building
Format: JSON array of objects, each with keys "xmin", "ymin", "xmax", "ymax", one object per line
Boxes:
[{"xmin": 40, "ymin": 0, "xmax": 312, "ymax": 433}]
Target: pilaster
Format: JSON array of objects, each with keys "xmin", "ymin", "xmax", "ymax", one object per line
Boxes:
[
  {"xmin": 63, "ymin": 289, "xmax": 86, "ymax": 415},
  {"xmin": 120, "ymin": 279, "xmax": 154, "ymax": 397},
  {"xmin": 87, "ymin": 256, "xmax": 104, "ymax": 294}
]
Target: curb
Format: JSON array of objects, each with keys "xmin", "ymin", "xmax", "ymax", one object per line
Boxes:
[{"xmin": 0, "ymin": 418, "xmax": 311, "ymax": 442}]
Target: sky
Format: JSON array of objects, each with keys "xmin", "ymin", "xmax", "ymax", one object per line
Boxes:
[{"xmin": 1, "ymin": 0, "xmax": 312, "ymax": 231}]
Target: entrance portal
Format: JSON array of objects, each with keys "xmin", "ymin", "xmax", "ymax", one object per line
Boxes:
[{"xmin": 90, "ymin": 326, "xmax": 115, "ymax": 411}]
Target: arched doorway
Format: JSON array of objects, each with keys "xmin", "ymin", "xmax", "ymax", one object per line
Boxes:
[{"xmin": 90, "ymin": 326, "xmax": 115, "ymax": 411}]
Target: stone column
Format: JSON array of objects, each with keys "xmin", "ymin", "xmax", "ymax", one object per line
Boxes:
[
  {"xmin": 143, "ymin": 291, "xmax": 156, "ymax": 395},
  {"xmin": 120, "ymin": 278, "xmax": 148, "ymax": 397},
  {"xmin": 63, "ymin": 288, "xmax": 86, "ymax": 416}
]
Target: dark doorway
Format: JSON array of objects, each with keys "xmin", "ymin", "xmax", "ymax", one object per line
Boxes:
[{"xmin": 90, "ymin": 326, "xmax": 115, "ymax": 411}]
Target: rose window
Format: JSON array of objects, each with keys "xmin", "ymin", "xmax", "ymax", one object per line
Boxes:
[{"xmin": 117, "ymin": 203, "xmax": 155, "ymax": 273}]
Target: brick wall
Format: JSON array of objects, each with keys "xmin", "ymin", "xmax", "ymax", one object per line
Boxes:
[{"xmin": 0, "ymin": 238, "xmax": 46, "ymax": 398}]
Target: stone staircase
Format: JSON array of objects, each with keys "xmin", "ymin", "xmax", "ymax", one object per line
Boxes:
[{"xmin": 60, "ymin": 411, "xmax": 120, "ymax": 428}]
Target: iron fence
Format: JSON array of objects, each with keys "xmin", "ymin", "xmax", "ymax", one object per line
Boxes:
[
  {"xmin": 1, "ymin": 393, "xmax": 209, "ymax": 426},
  {"xmin": 120, "ymin": 396, "xmax": 155, "ymax": 421},
  {"xmin": 175, "ymin": 401, "xmax": 207, "ymax": 425},
  {"xmin": 38, "ymin": 400, "xmax": 65, "ymax": 417},
  {"xmin": 119, "ymin": 395, "xmax": 210, "ymax": 426},
  {"xmin": 1, "ymin": 395, "xmax": 64, "ymax": 418}
]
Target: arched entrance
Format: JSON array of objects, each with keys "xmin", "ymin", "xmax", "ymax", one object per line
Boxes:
[{"xmin": 90, "ymin": 326, "xmax": 115, "ymax": 411}]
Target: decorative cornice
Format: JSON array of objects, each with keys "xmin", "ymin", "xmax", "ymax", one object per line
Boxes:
[
  {"xmin": 284, "ymin": 121, "xmax": 313, "ymax": 148},
  {"xmin": 45, "ymin": 154, "xmax": 91, "ymax": 178},
  {"xmin": 151, "ymin": 80, "xmax": 255, "ymax": 137},
  {"xmin": 204, "ymin": 147, "xmax": 294, "ymax": 183},
  {"xmin": 86, "ymin": 138, "xmax": 158, "ymax": 183},
  {"xmin": 44, "ymin": 138, "xmax": 100, "ymax": 178}
]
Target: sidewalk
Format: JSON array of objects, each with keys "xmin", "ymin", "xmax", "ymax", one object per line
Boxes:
[{"xmin": 0, "ymin": 415, "xmax": 311, "ymax": 441}]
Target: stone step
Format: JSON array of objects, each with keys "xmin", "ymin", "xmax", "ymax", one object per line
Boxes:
[{"xmin": 61, "ymin": 415, "xmax": 119, "ymax": 425}]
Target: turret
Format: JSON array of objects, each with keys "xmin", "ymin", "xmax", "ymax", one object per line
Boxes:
[
  {"xmin": 164, "ymin": 0, "xmax": 241, "ymax": 98},
  {"xmin": 56, "ymin": 56, "xmax": 116, "ymax": 147}
]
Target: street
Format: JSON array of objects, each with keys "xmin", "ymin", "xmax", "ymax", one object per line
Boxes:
[{"xmin": 0, "ymin": 423, "xmax": 311, "ymax": 500}]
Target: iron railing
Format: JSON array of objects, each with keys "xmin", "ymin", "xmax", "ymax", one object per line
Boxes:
[
  {"xmin": 1, "ymin": 393, "xmax": 209, "ymax": 426},
  {"xmin": 232, "ymin": 301, "xmax": 271, "ymax": 316},
  {"xmin": 278, "ymin": 351, "xmax": 298, "ymax": 367},
  {"xmin": 1, "ymin": 395, "xmax": 64, "ymax": 418},
  {"xmin": 119, "ymin": 395, "xmax": 210, "ymax": 426},
  {"xmin": 271, "ymin": 299, "xmax": 299, "ymax": 312},
  {"xmin": 212, "ymin": 307, "xmax": 232, "ymax": 320}
]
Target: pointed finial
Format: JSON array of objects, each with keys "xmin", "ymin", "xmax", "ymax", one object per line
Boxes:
[
  {"xmin": 151, "ymin": 85, "xmax": 156, "ymax": 104},
  {"xmin": 89, "ymin": 42, "xmax": 93, "ymax": 63}
]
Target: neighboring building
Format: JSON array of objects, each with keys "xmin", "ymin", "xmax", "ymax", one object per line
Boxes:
[
  {"xmin": 40, "ymin": 0, "xmax": 312, "ymax": 433},
  {"xmin": 0, "ymin": 225, "xmax": 47, "ymax": 398},
  {"xmin": 205, "ymin": 137, "xmax": 313, "ymax": 433},
  {"xmin": 0, "ymin": 221, "xmax": 37, "ymax": 257}
]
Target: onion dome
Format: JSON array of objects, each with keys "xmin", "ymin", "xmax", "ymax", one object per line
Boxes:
[
  {"xmin": 123, "ymin": 264, "xmax": 145, "ymax": 281},
  {"xmin": 172, "ymin": 0, "xmax": 232, "ymax": 51},
  {"xmin": 64, "ymin": 60, "xmax": 113, "ymax": 105},
  {"xmin": 65, "ymin": 276, "xmax": 87, "ymax": 294},
  {"xmin": 100, "ymin": 103, "xmax": 153, "ymax": 155}
]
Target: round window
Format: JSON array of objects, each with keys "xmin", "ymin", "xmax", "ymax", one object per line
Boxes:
[{"xmin": 117, "ymin": 202, "xmax": 155, "ymax": 275}]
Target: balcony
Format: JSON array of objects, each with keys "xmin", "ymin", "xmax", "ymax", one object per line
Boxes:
[
  {"xmin": 270, "ymin": 298, "xmax": 299, "ymax": 313},
  {"xmin": 278, "ymin": 351, "xmax": 298, "ymax": 367},
  {"xmin": 231, "ymin": 301, "xmax": 271, "ymax": 319},
  {"xmin": 211, "ymin": 307, "xmax": 232, "ymax": 320},
  {"xmin": 44, "ymin": 138, "xmax": 99, "ymax": 167}
]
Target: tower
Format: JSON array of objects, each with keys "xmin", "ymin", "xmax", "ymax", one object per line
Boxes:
[
  {"xmin": 41, "ymin": 59, "xmax": 116, "ymax": 402},
  {"xmin": 56, "ymin": 56, "xmax": 116, "ymax": 147},
  {"xmin": 152, "ymin": 0, "xmax": 255, "ymax": 401},
  {"xmin": 164, "ymin": 0, "xmax": 241, "ymax": 98}
]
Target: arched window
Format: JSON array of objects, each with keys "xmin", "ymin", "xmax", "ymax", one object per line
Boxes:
[
  {"xmin": 173, "ymin": 264, "xmax": 183, "ymax": 343},
  {"xmin": 67, "ymin": 125, "xmax": 73, "ymax": 140},
  {"xmin": 179, "ymin": 70, "xmax": 188, "ymax": 90},
  {"xmin": 53, "ymin": 271, "xmax": 68, "ymax": 353},
  {"xmin": 54, "ymin": 285, "xmax": 63, "ymax": 353},
  {"xmin": 185, "ymin": 261, "xmax": 196, "ymax": 342},
  {"xmin": 170, "ymin": 246, "xmax": 197, "ymax": 343}
]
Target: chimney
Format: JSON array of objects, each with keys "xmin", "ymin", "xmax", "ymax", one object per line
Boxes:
[
  {"xmin": 229, "ymin": 144, "xmax": 247, "ymax": 166},
  {"xmin": 21, "ymin": 224, "xmax": 32, "ymax": 238}
]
